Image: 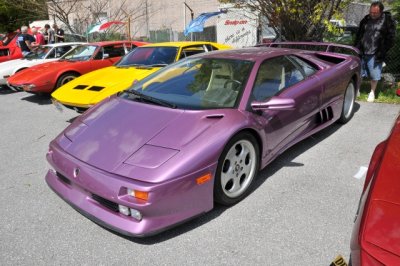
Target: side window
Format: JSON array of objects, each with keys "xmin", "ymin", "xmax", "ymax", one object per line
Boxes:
[
  {"xmin": 179, "ymin": 45, "xmax": 208, "ymax": 60},
  {"xmin": 125, "ymin": 43, "xmax": 137, "ymax": 53},
  {"xmin": 55, "ymin": 46, "xmax": 72, "ymax": 58},
  {"xmin": 104, "ymin": 45, "xmax": 126, "ymax": 58},
  {"xmin": 46, "ymin": 49, "xmax": 57, "ymax": 59},
  {"xmin": 289, "ymin": 56, "xmax": 317, "ymax": 77},
  {"xmin": 252, "ymin": 56, "xmax": 305, "ymax": 101},
  {"xmin": 93, "ymin": 47, "xmax": 104, "ymax": 60}
]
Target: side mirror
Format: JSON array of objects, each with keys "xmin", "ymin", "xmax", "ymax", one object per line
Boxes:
[
  {"xmin": 251, "ymin": 96, "xmax": 295, "ymax": 111},
  {"xmin": 103, "ymin": 53, "xmax": 110, "ymax": 59}
]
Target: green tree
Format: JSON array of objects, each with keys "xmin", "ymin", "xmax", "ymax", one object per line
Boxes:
[
  {"xmin": 220, "ymin": 0, "xmax": 351, "ymax": 41},
  {"xmin": 0, "ymin": 0, "xmax": 48, "ymax": 32}
]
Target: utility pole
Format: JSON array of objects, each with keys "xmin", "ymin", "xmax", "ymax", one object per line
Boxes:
[
  {"xmin": 121, "ymin": 9, "xmax": 131, "ymax": 41},
  {"xmin": 145, "ymin": 0, "xmax": 149, "ymax": 39},
  {"xmin": 184, "ymin": 1, "xmax": 194, "ymax": 41}
]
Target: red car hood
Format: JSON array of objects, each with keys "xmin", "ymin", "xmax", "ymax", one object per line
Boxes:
[
  {"xmin": 58, "ymin": 97, "xmax": 223, "ymax": 173},
  {"xmin": 8, "ymin": 60, "xmax": 79, "ymax": 83}
]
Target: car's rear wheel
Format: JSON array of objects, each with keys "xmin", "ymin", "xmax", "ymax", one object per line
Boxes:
[
  {"xmin": 55, "ymin": 72, "xmax": 79, "ymax": 90},
  {"xmin": 214, "ymin": 132, "xmax": 259, "ymax": 206},
  {"xmin": 338, "ymin": 81, "xmax": 355, "ymax": 124}
]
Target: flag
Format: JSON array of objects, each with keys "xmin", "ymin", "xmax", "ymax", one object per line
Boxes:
[
  {"xmin": 184, "ymin": 11, "xmax": 224, "ymax": 36},
  {"xmin": 88, "ymin": 21, "xmax": 126, "ymax": 34}
]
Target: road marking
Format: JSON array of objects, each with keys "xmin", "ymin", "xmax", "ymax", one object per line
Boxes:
[{"xmin": 354, "ymin": 166, "xmax": 368, "ymax": 179}]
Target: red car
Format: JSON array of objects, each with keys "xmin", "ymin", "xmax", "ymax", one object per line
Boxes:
[
  {"xmin": 0, "ymin": 32, "xmax": 23, "ymax": 63},
  {"xmin": 350, "ymin": 90, "xmax": 400, "ymax": 265},
  {"xmin": 7, "ymin": 41, "xmax": 147, "ymax": 93}
]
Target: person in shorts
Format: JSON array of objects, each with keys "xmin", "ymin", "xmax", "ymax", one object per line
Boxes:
[{"xmin": 354, "ymin": 1, "xmax": 396, "ymax": 102}]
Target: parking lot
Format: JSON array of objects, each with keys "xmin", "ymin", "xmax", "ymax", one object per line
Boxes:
[{"xmin": 1, "ymin": 88, "xmax": 399, "ymax": 265}]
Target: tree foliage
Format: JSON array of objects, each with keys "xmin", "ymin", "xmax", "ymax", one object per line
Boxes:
[
  {"xmin": 220, "ymin": 0, "xmax": 351, "ymax": 41},
  {"xmin": 0, "ymin": 0, "xmax": 48, "ymax": 32}
]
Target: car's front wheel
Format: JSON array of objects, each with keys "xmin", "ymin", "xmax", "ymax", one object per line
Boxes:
[
  {"xmin": 214, "ymin": 132, "xmax": 259, "ymax": 206},
  {"xmin": 338, "ymin": 81, "xmax": 356, "ymax": 124},
  {"xmin": 55, "ymin": 72, "xmax": 79, "ymax": 90}
]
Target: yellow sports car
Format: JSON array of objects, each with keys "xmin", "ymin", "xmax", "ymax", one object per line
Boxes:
[{"xmin": 52, "ymin": 41, "xmax": 231, "ymax": 111}]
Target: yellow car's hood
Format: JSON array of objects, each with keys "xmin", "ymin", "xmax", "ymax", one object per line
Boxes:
[{"xmin": 52, "ymin": 65, "xmax": 161, "ymax": 108}]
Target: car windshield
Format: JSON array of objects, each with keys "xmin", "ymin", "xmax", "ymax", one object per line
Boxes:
[
  {"xmin": 62, "ymin": 45, "xmax": 97, "ymax": 61},
  {"xmin": 117, "ymin": 47, "xmax": 178, "ymax": 67},
  {"xmin": 24, "ymin": 46, "xmax": 51, "ymax": 59},
  {"xmin": 119, "ymin": 57, "xmax": 254, "ymax": 110}
]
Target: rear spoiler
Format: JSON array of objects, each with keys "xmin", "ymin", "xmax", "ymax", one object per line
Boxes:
[{"xmin": 256, "ymin": 42, "xmax": 360, "ymax": 57}]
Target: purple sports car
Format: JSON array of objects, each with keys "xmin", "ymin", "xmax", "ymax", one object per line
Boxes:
[{"xmin": 45, "ymin": 43, "xmax": 361, "ymax": 237}]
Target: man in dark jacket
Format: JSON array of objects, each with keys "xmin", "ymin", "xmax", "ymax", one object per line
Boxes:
[{"xmin": 354, "ymin": 1, "xmax": 396, "ymax": 102}]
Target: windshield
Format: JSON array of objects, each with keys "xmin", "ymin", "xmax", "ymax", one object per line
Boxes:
[
  {"xmin": 119, "ymin": 57, "xmax": 254, "ymax": 110},
  {"xmin": 24, "ymin": 46, "xmax": 51, "ymax": 59},
  {"xmin": 117, "ymin": 47, "xmax": 178, "ymax": 67},
  {"xmin": 62, "ymin": 45, "xmax": 98, "ymax": 61}
]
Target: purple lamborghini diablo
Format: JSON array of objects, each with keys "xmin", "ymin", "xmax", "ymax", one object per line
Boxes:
[{"xmin": 46, "ymin": 43, "xmax": 361, "ymax": 237}]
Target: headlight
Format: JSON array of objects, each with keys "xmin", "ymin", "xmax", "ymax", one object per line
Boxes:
[{"xmin": 22, "ymin": 84, "xmax": 36, "ymax": 91}]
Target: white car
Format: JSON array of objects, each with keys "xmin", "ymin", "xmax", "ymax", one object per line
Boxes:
[{"xmin": 0, "ymin": 42, "xmax": 83, "ymax": 90}]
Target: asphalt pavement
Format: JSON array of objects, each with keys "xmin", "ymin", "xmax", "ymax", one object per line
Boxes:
[{"xmin": 1, "ymin": 88, "xmax": 399, "ymax": 265}]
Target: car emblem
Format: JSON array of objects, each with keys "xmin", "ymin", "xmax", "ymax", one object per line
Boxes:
[{"xmin": 73, "ymin": 167, "xmax": 80, "ymax": 178}]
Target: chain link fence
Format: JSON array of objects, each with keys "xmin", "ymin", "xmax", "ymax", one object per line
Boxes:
[{"xmin": 145, "ymin": 14, "xmax": 399, "ymax": 85}]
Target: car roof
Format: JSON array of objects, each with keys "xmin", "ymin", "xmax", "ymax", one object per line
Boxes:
[
  {"xmin": 194, "ymin": 47, "xmax": 298, "ymax": 62},
  {"xmin": 42, "ymin": 42, "xmax": 85, "ymax": 48},
  {"xmin": 84, "ymin": 40, "xmax": 137, "ymax": 46},
  {"xmin": 141, "ymin": 41, "xmax": 223, "ymax": 48}
]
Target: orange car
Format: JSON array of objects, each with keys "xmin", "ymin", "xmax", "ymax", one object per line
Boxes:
[{"xmin": 7, "ymin": 41, "xmax": 147, "ymax": 93}]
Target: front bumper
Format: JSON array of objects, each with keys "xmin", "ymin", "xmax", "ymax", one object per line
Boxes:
[
  {"xmin": 8, "ymin": 82, "xmax": 52, "ymax": 93},
  {"xmin": 45, "ymin": 143, "xmax": 216, "ymax": 237}
]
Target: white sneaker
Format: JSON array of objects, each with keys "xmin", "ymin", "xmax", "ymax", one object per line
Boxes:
[{"xmin": 367, "ymin": 91, "xmax": 375, "ymax": 102}]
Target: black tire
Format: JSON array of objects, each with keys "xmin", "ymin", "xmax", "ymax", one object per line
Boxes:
[
  {"xmin": 338, "ymin": 81, "xmax": 355, "ymax": 124},
  {"xmin": 55, "ymin": 72, "xmax": 79, "ymax": 90},
  {"xmin": 214, "ymin": 132, "xmax": 260, "ymax": 206}
]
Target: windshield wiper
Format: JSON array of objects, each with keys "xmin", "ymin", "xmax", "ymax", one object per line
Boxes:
[
  {"xmin": 122, "ymin": 90, "xmax": 177, "ymax": 108},
  {"xmin": 116, "ymin": 64, "xmax": 154, "ymax": 69},
  {"xmin": 148, "ymin": 63, "xmax": 168, "ymax": 67}
]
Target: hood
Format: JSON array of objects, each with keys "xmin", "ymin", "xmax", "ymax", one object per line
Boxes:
[
  {"xmin": 52, "ymin": 65, "xmax": 161, "ymax": 106},
  {"xmin": 58, "ymin": 96, "xmax": 225, "ymax": 174},
  {"xmin": 72, "ymin": 65, "xmax": 161, "ymax": 87},
  {"xmin": 11, "ymin": 59, "xmax": 52, "ymax": 73},
  {"xmin": 8, "ymin": 60, "xmax": 74, "ymax": 84},
  {"xmin": 25, "ymin": 60, "xmax": 74, "ymax": 73}
]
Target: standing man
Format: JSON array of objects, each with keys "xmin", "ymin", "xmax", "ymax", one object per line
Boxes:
[
  {"xmin": 44, "ymin": 24, "xmax": 55, "ymax": 44},
  {"xmin": 17, "ymin": 26, "xmax": 35, "ymax": 57},
  {"xmin": 31, "ymin": 27, "xmax": 45, "ymax": 46},
  {"xmin": 354, "ymin": 1, "xmax": 396, "ymax": 102},
  {"xmin": 53, "ymin": 24, "xmax": 65, "ymax": 43}
]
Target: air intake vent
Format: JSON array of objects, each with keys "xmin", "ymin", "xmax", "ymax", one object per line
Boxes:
[
  {"xmin": 92, "ymin": 194, "xmax": 119, "ymax": 212},
  {"xmin": 317, "ymin": 107, "xmax": 334, "ymax": 124},
  {"xmin": 88, "ymin": 86, "xmax": 105, "ymax": 91},
  {"xmin": 56, "ymin": 172, "xmax": 71, "ymax": 185},
  {"xmin": 73, "ymin": 85, "xmax": 88, "ymax": 90}
]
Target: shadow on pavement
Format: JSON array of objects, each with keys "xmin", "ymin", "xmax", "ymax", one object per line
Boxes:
[
  {"xmin": 0, "ymin": 86, "xmax": 18, "ymax": 95},
  {"xmin": 20, "ymin": 93, "xmax": 52, "ymax": 105}
]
